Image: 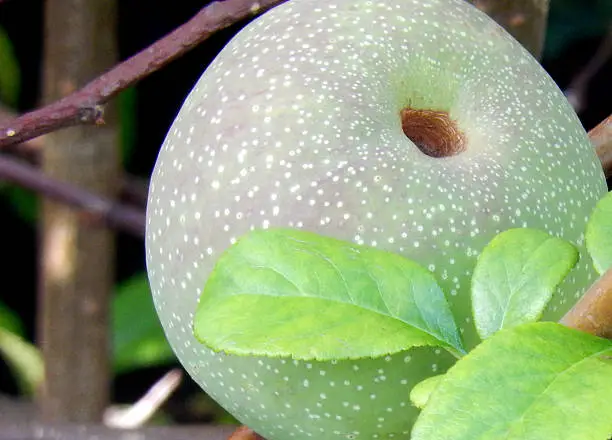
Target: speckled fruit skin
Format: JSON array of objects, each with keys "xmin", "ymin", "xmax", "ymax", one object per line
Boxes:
[{"xmin": 145, "ymin": 0, "xmax": 607, "ymax": 438}]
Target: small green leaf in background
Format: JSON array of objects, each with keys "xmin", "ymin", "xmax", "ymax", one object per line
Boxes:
[
  {"xmin": 0, "ymin": 300, "xmax": 24, "ymax": 337},
  {"xmin": 0, "ymin": 328, "xmax": 43, "ymax": 396},
  {"xmin": 112, "ymin": 273, "xmax": 175, "ymax": 373},
  {"xmin": 194, "ymin": 228, "xmax": 465, "ymax": 361},
  {"xmin": 409, "ymin": 374, "xmax": 444, "ymax": 410},
  {"xmin": 0, "ymin": 301, "xmax": 41, "ymax": 395},
  {"xmin": 1, "ymin": 185, "xmax": 38, "ymax": 224},
  {"xmin": 471, "ymin": 228, "xmax": 578, "ymax": 340},
  {"xmin": 412, "ymin": 322, "xmax": 612, "ymax": 440},
  {"xmin": 545, "ymin": 0, "xmax": 612, "ymax": 60},
  {"xmin": 118, "ymin": 87, "xmax": 137, "ymax": 166},
  {"xmin": 586, "ymin": 191, "xmax": 612, "ymax": 275},
  {"xmin": 0, "ymin": 25, "xmax": 20, "ymax": 106},
  {"xmin": 0, "ymin": 24, "xmax": 37, "ymax": 225}
]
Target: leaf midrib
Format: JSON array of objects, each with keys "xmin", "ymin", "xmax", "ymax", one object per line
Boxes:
[{"xmin": 226, "ymin": 267, "xmax": 455, "ymax": 352}]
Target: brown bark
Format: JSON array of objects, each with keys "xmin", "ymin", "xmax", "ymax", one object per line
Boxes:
[
  {"xmin": 469, "ymin": 0, "xmax": 550, "ymax": 60},
  {"xmin": 37, "ymin": 0, "xmax": 119, "ymax": 422}
]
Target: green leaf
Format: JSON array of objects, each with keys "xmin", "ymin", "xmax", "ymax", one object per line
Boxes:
[
  {"xmin": 112, "ymin": 274, "xmax": 175, "ymax": 373},
  {"xmin": 586, "ymin": 191, "xmax": 612, "ymax": 275},
  {"xmin": 0, "ymin": 301, "xmax": 24, "ymax": 337},
  {"xmin": 471, "ymin": 228, "xmax": 578, "ymax": 339},
  {"xmin": 0, "ymin": 328, "xmax": 43, "ymax": 395},
  {"xmin": 0, "ymin": 26, "xmax": 20, "ymax": 106},
  {"xmin": 1, "ymin": 185, "xmax": 38, "ymax": 224},
  {"xmin": 194, "ymin": 228, "xmax": 464, "ymax": 361},
  {"xmin": 409, "ymin": 374, "xmax": 444, "ymax": 410},
  {"xmin": 412, "ymin": 322, "xmax": 612, "ymax": 440},
  {"xmin": 118, "ymin": 87, "xmax": 137, "ymax": 166},
  {"xmin": 545, "ymin": 0, "xmax": 612, "ymax": 60}
]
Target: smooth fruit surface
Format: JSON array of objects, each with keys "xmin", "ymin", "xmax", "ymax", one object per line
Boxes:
[{"xmin": 145, "ymin": 0, "xmax": 607, "ymax": 438}]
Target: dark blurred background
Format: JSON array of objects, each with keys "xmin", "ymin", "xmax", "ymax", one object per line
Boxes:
[{"xmin": 0, "ymin": 0, "xmax": 610, "ymax": 425}]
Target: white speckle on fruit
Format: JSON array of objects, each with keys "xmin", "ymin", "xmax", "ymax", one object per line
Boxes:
[{"xmin": 146, "ymin": 0, "xmax": 607, "ymax": 438}]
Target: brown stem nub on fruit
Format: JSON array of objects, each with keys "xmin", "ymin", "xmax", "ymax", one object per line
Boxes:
[
  {"xmin": 400, "ymin": 108, "xmax": 466, "ymax": 158},
  {"xmin": 561, "ymin": 267, "xmax": 612, "ymax": 339}
]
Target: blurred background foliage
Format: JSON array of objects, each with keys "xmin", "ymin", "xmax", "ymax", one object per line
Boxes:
[{"xmin": 0, "ymin": 0, "xmax": 610, "ymax": 424}]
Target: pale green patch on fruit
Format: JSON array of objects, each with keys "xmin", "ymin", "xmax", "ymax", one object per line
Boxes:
[
  {"xmin": 586, "ymin": 191, "xmax": 612, "ymax": 275},
  {"xmin": 471, "ymin": 228, "xmax": 578, "ymax": 340},
  {"xmin": 194, "ymin": 228, "xmax": 464, "ymax": 360},
  {"xmin": 388, "ymin": 55, "xmax": 462, "ymax": 115},
  {"xmin": 409, "ymin": 374, "xmax": 444, "ymax": 410},
  {"xmin": 412, "ymin": 322, "xmax": 612, "ymax": 440}
]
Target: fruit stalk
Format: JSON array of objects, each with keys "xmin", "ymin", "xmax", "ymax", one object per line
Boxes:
[
  {"xmin": 590, "ymin": 114, "xmax": 612, "ymax": 178},
  {"xmin": 561, "ymin": 267, "xmax": 612, "ymax": 339}
]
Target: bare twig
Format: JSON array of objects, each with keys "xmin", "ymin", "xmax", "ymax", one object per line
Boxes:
[
  {"xmin": 564, "ymin": 27, "xmax": 612, "ymax": 113},
  {"xmin": 589, "ymin": 114, "xmax": 612, "ymax": 179},
  {"xmin": 0, "ymin": 105, "xmax": 44, "ymax": 160},
  {"xmin": 561, "ymin": 268, "xmax": 612, "ymax": 338},
  {"xmin": 0, "ymin": 103, "xmax": 149, "ymax": 208},
  {"xmin": 0, "ymin": 155, "xmax": 145, "ymax": 236},
  {"xmin": 0, "ymin": 0, "xmax": 287, "ymax": 149},
  {"xmin": 119, "ymin": 174, "xmax": 149, "ymax": 209},
  {"xmin": 104, "ymin": 369, "xmax": 183, "ymax": 429},
  {"xmin": 1, "ymin": 144, "xmax": 149, "ymax": 208}
]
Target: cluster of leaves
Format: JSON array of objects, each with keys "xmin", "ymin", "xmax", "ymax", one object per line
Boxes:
[{"xmin": 193, "ymin": 191, "xmax": 612, "ymax": 439}]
